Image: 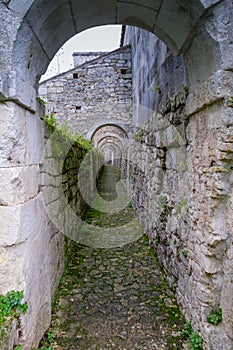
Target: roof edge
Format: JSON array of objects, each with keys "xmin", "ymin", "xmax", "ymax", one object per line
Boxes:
[{"xmin": 40, "ymin": 44, "xmax": 131, "ymax": 84}]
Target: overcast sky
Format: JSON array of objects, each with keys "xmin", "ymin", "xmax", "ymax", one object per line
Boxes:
[{"xmin": 41, "ymin": 25, "xmax": 122, "ymax": 81}]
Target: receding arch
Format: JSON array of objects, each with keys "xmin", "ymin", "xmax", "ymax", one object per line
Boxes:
[
  {"xmin": 90, "ymin": 123, "xmax": 128, "ymax": 141},
  {"xmin": 91, "ymin": 124, "xmax": 127, "ymax": 166}
]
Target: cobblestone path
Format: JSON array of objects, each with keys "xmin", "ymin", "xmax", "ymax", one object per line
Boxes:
[{"xmin": 38, "ymin": 166, "xmax": 187, "ymax": 350}]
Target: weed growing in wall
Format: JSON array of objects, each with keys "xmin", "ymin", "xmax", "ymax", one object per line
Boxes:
[
  {"xmin": 44, "ymin": 112, "xmax": 60, "ymax": 132},
  {"xmin": 182, "ymin": 321, "xmax": 203, "ymax": 350},
  {"xmin": 207, "ymin": 307, "xmax": 222, "ymax": 325},
  {"xmin": 36, "ymin": 96, "xmax": 46, "ymax": 107},
  {"xmin": 36, "ymin": 330, "xmax": 56, "ymax": 349},
  {"xmin": 44, "ymin": 112, "xmax": 92, "ymax": 151},
  {"xmin": 183, "ymin": 85, "xmax": 189, "ymax": 98},
  {"xmin": 0, "ymin": 290, "xmax": 28, "ymax": 323},
  {"xmin": 182, "ymin": 249, "xmax": 188, "ymax": 258}
]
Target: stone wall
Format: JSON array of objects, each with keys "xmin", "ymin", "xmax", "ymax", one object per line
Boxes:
[
  {"xmin": 40, "ymin": 122, "xmax": 102, "ymax": 245},
  {"xmin": 0, "ymin": 101, "xmax": 65, "ymax": 349},
  {"xmin": 123, "ymin": 26, "xmax": 187, "ymax": 128},
  {"xmin": 39, "ymin": 46, "xmax": 133, "ymax": 139},
  {"xmin": 0, "ymin": 100, "xmax": 101, "ymax": 349},
  {"xmin": 123, "ymin": 25, "xmax": 233, "ymax": 349}
]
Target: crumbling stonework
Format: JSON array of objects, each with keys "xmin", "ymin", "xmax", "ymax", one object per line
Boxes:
[{"xmin": 123, "ymin": 21, "xmax": 233, "ymax": 349}]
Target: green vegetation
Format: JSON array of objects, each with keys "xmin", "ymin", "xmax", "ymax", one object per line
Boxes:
[
  {"xmin": 182, "ymin": 249, "xmax": 188, "ymax": 258},
  {"xmin": 158, "ymin": 195, "xmax": 168, "ymax": 210},
  {"xmin": 0, "ymin": 291, "xmax": 28, "ymax": 323},
  {"xmin": 143, "ymin": 235, "xmax": 150, "ymax": 246},
  {"xmin": 44, "ymin": 112, "xmax": 59, "ymax": 131},
  {"xmin": 182, "ymin": 321, "xmax": 203, "ymax": 350},
  {"xmin": 133, "ymin": 126, "xmax": 144, "ymax": 142},
  {"xmin": 36, "ymin": 330, "xmax": 56, "ymax": 349},
  {"xmin": 181, "ymin": 321, "xmax": 192, "ymax": 338},
  {"xmin": 188, "ymin": 331, "xmax": 203, "ymax": 350},
  {"xmin": 207, "ymin": 307, "xmax": 222, "ymax": 325},
  {"xmin": 44, "ymin": 112, "xmax": 92, "ymax": 151},
  {"xmin": 14, "ymin": 346, "xmax": 22, "ymax": 350},
  {"xmin": 36, "ymin": 96, "xmax": 46, "ymax": 107},
  {"xmin": 133, "ymin": 132, "xmax": 141, "ymax": 142},
  {"xmin": 183, "ymin": 85, "xmax": 189, "ymax": 98},
  {"xmin": 227, "ymin": 97, "xmax": 233, "ymax": 107}
]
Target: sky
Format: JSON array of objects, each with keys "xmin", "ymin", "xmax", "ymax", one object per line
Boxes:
[{"xmin": 41, "ymin": 25, "xmax": 122, "ymax": 81}]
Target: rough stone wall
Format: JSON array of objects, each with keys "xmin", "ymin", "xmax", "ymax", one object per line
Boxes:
[
  {"xmin": 40, "ymin": 124, "xmax": 101, "ymax": 245},
  {"xmin": 0, "ymin": 101, "xmax": 65, "ymax": 349},
  {"xmin": 123, "ymin": 24, "xmax": 233, "ymax": 349},
  {"xmin": 0, "ymin": 100, "xmax": 100, "ymax": 349},
  {"xmin": 123, "ymin": 26, "xmax": 187, "ymax": 128},
  {"xmin": 39, "ymin": 46, "xmax": 133, "ymax": 138}
]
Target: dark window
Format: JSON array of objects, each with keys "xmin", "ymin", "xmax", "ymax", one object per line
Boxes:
[{"xmin": 121, "ymin": 69, "xmax": 127, "ymax": 75}]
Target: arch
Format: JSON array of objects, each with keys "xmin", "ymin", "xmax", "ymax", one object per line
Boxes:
[
  {"xmin": 97, "ymin": 135, "xmax": 124, "ymax": 154},
  {"xmin": 92, "ymin": 124, "xmax": 127, "ymax": 166},
  {"xmin": 2, "ymin": 0, "xmax": 224, "ymax": 110},
  {"xmin": 91, "ymin": 125, "xmax": 127, "ymax": 152},
  {"xmin": 86, "ymin": 122, "xmax": 129, "ymax": 141},
  {"xmin": 95, "ymin": 134, "xmax": 125, "ymax": 148}
]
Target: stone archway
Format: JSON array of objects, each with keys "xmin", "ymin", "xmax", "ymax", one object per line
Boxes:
[
  {"xmin": 91, "ymin": 124, "xmax": 128, "ymax": 167},
  {"xmin": 0, "ymin": 1, "xmax": 232, "ymax": 348}
]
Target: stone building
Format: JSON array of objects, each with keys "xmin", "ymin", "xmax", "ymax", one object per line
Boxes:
[{"xmin": 39, "ymin": 45, "xmax": 133, "ymax": 140}]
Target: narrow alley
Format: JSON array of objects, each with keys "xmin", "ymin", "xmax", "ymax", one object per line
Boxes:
[{"xmin": 38, "ymin": 166, "xmax": 187, "ymax": 350}]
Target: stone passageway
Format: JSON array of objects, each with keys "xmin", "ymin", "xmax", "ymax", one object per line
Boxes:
[{"xmin": 38, "ymin": 166, "xmax": 187, "ymax": 349}]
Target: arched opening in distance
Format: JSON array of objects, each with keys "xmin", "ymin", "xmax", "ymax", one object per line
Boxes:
[{"xmin": 91, "ymin": 124, "xmax": 128, "ymax": 167}]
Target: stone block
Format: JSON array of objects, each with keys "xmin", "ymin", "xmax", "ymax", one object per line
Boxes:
[
  {"xmin": 199, "ymin": 253, "xmax": 221, "ymax": 274},
  {"xmin": 21, "ymin": 296, "xmax": 51, "ymax": 350},
  {"xmin": 9, "ymin": 219, "xmax": 64, "ymax": 349},
  {"xmin": 0, "ymin": 102, "xmax": 27, "ymax": 167},
  {"xmin": 0, "ymin": 195, "xmax": 47, "ymax": 246},
  {"xmin": 48, "ymin": 231, "xmax": 65, "ymax": 296},
  {"xmin": 8, "ymin": 0, "xmax": 35, "ymax": 16},
  {"xmin": 0, "ymin": 165, "xmax": 39, "ymax": 205},
  {"xmin": 48, "ymin": 87, "xmax": 57, "ymax": 94},
  {"xmin": 38, "ymin": 86, "xmax": 47, "ymax": 96},
  {"xmin": 0, "ymin": 243, "xmax": 27, "ymax": 294}
]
